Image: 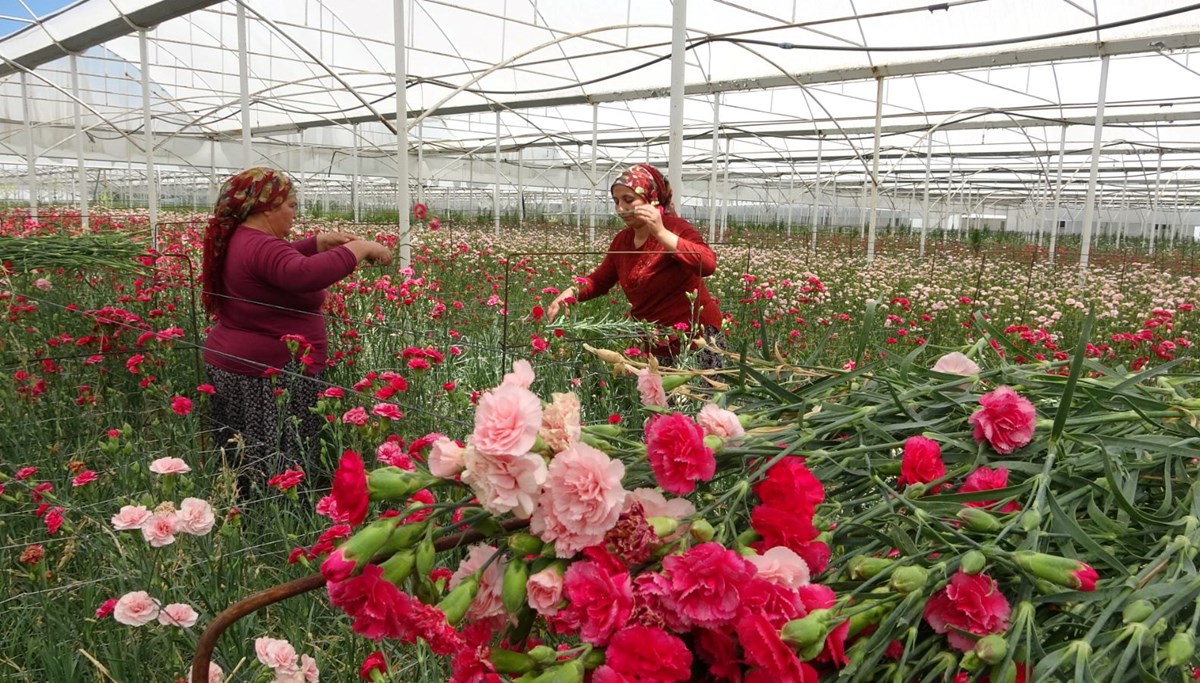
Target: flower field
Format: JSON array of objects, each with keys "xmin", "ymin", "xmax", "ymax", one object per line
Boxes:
[{"xmin": 3, "ymin": 207, "xmax": 1200, "ymax": 682}]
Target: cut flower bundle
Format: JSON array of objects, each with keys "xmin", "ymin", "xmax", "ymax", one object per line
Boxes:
[{"xmin": 309, "ymin": 325, "xmax": 1200, "ymax": 682}]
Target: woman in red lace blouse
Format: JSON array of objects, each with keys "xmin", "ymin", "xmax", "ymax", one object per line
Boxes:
[{"xmin": 547, "ymin": 163, "xmax": 724, "ymax": 366}]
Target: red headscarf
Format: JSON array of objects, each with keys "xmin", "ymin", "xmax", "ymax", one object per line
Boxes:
[
  {"xmin": 201, "ymin": 167, "xmax": 294, "ymax": 314},
  {"xmin": 612, "ymin": 163, "xmax": 675, "ymax": 215}
]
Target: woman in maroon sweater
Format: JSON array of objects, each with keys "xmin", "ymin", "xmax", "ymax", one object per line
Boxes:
[
  {"xmin": 547, "ymin": 163, "xmax": 723, "ymax": 366},
  {"xmin": 201, "ymin": 167, "xmax": 392, "ymax": 490}
]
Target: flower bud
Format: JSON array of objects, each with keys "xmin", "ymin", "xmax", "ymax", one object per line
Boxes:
[
  {"xmin": 1011, "ymin": 551, "xmax": 1099, "ymax": 591},
  {"xmin": 489, "ymin": 649, "xmax": 536, "ymax": 675},
  {"xmin": 849, "ymin": 556, "xmax": 892, "ymax": 580},
  {"xmin": 736, "ymin": 528, "xmax": 761, "ymax": 547},
  {"xmin": 438, "ymin": 575, "xmax": 478, "ymax": 625},
  {"xmin": 960, "ymin": 550, "xmax": 987, "ymax": 575},
  {"xmin": 703, "ymin": 434, "xmax": 725, "ymax": 452},
  {"xmin": 890, "ymin": 566, "xmax": 929, "ymax": 594},
  {"xmin": 648, "ymin": 516, "xmax": 680, "ymax": 538},
  {"xmin": 551, "ymin": 660, "xmax": 584, "ymax": 683},
  {"xmin": 502, "ymin": 560, "xmax": 530, "ymax": 614},
  {"xmin": 960, "ymin": 651, "xmax": 985, "ymax": 672},
  {"xmin": 582, "ymin": 424, "xmax": 622, "ymax": 437},
  {"xmin": 690, "ymin": 519, "xmax": 715, "ymax": 542},
  {"xmin": 381, "ymin": 520, "xmax": 429, "ymax": 554},
  {"xmin": 974, "ymin": 635, "xmax": 1008, "ymax": 664},
  {"xmin": 588, "ymin": 347, "xmax": 626, "ymax": 365},
  {"xmin": 508, "ymin": 532, "xmax": 544, "ymax": 556},
  {"xmin": 1163, "ymin": 630, "xmax": 1195, "ymax": 667},
  {"xmin": 415, "ymin": 536, "xmax": 435, "ymax": 577},
  {"xmin": 339, "ymin": 516, "xmax": 401, "ymax": 564},
  {"xmin": 1122, "ymin": 599, "xmax": 1154, "ymax": 624},
  {"xmin": 380, "ymin": 549, "xmax": 415, "ymax": 584},
  {"xmin": 957, "ymin": 507, "xmax": 1002, "ymax": 533},
  {"xmin": 781, "ymin": 609, "xmax": 831, "ymax": 654},
  {"xmin": 1019, "ymin": 510, "xmax": 1042, "ymax": 532},
  {"xmin": 582, "ymin": 649, "xmax": 605, "ymax": 670},
  {"xmin": 527, "ymin": 645, "xmax": 557, "ymax": 664},
  {"xmin": 661, "ymin": 374, "xmax": 690, "ymax": 391},
  {"xmin": 368, "ymin": 467, "xmax": 438, "ymax": 502}
]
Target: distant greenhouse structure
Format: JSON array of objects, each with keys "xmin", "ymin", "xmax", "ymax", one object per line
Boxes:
[{"xmin": 0, "ymin": 1, "xmax": 1199, "ymax": 265}]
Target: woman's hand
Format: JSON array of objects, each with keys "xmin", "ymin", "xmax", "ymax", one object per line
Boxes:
[
  {"xmin": 546, "ymin": 287, "xmax": 575, "ymax": 320},
  {"xmin": 316, "ymin": 231, "xmax": 359, "ymax": 252},
  {"xmin": 632, "ymin": 204, "xmax": 665, "ymax": 236},
  {"xmin": 344, "ymin": 240, "xmax": 394, "ymax": 266}
]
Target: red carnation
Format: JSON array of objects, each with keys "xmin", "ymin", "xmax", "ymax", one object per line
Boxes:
[
  {"xmin": 736, "ymin": 610, "xmax": 817, "ymax": 682},
  {"xmin": 663, "ymin": 542, "xmax": 756, "ymax": 628},
  {"xmin": 960, "ymin": 466, "xmax": 1020, "ymax": 513},
  {"xmin": 753, "ymin": 457, "xmax": 825, "ymax": 513},
  {"xmin": 596, "ymin": 626, "xmax": 692, "ymax": 682},
  {"xmin": 898, "ymin": 435, "xmax": 945, "ymax": 491},
  {"xmin": 644, "ymin": 412, "xmax": 715, "ymax": 495},
  {"xmin": 968, "ymin": 385, "xmax": 1037, "ymax": 454},
  {"xmin": 332, "ymin": 450, "xmax": 370, "ymax": 526},
  {"xmin": 562, "ymin": 547, "xmax": 634, "ymax": 646},
  {"xmin": 923, "ymin": 570, "xmax": 1011, "ymax": 651},
  {"xmin": 359, "ymin": 651, "xmax": 387, "ymax": 680}
]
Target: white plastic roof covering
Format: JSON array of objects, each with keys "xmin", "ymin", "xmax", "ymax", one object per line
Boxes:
[{"xmin": 2, "ymin": 0, "xmax": 1200, "ymax": 212}]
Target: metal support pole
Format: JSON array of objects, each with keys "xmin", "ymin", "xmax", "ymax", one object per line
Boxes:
[
  {"xmin": 394, "ymin": 0, "xmax": 411, "ymax": 267},
  {"xmin": 786, "ymin": 173, "xmax": 794, "ymax": 238},
  {"xmin": 563, "ymin": 165, "xmax": 571, "ymax": 224},
  {"xmin": 21, "ymin": 72, "xmax": 37, "ymax": 220},
  {"xmin": 139, "ymin": 30, "xmax": 157, "ymax": 246},
  {"xmin": 1149, "ymin": 151, "xmax": 1164, "ymax": 255},
  {"xmin": 351, "ymin": 123, "xmax": 360, "ymax": 222},
  {"xmin": 236, "ymin": 2, "xmax": 252, "ymax": 166},
  {"xmin": 1078, "ymin": 54, "xmax": 1110, "ymax": 274},
  {"xmin": 494, "ymin": 110, "xmax": 501, "ymax": 237},
  {"xmin": 866, "ymin": 76, "xmax": 884, "ymax": 266},
  {"xmin": 708, "ymin": 94, "xmax": 719, "ymax": 242},
  {"xmin": 920, "ymin": 134, "xmax": 932, "ymax": 256},
  {"xmin": 416, "ymin": 121, "xmax": 424, "ymax": 206},
  {"xmin": 516, "ymin": 147, "xmax": 524, "ymax": 225},
  {"xmin": 70, "ymin": 54, "xmax": 88, "ymax": 229},
  {"xmin": 296, "ymin": 130, "xmax": 306, "ymax": 216},
  {"xmin": 589, "ymin": 103, "xmax": 598, "ymax": 241},
  {"xmin": 720, "ymin": 140, "xmax": 731, "ymax": 238},
  {"xmin": 811, "ymin": 135, "xmax": 822, "ymax": 252},
  {"xmin": 1048, "ymin": 125, "xmax": 1067, "ymax": 264},
  {"xmin": 1117, "ymin": 170, "xmax": 1128, "ymax": 249},
  {"xmin": 667, "ymin": 0, "xmax": 687, "ymax": 193},
  {"xmin": 208, "ymin": 137, "xmax": 217, "ymax": 206}
]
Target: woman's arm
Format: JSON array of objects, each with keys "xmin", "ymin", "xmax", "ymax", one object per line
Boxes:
[{"xmin": 546, "ymin": 241, "xmax": 621, "ymax": 320}]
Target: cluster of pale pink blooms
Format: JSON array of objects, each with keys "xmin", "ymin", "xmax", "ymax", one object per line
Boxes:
[
  {"xmin": 254, "ymin": 636, "xmax": 320, "ymax": 683},
  {"xmin": 110, "ymin": 457, "xmax": 215, "ymax": 546}
]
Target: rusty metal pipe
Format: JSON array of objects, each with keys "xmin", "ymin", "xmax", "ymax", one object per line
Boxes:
[{"xmin": 191, "ymin": 518, "xmax": 529, "ymax": 683}]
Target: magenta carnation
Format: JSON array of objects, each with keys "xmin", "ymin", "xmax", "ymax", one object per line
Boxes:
[{"xmin": 644, "ymin": 412, "xmax": 715, "ymax": 495}]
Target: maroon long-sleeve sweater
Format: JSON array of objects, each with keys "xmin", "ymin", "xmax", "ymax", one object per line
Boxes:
[
  {"xmin": 576, "ymin": 214, "xmax": 722, "ymax": 333},
  {"xmin": 203, "ymin": 228, "xmax": 356, "ymax": 375}
]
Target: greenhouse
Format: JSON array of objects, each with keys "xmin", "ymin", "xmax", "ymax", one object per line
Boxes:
[{"xmin": 3, "ymin": 1, "xmax": 1200, "ymax": 682}]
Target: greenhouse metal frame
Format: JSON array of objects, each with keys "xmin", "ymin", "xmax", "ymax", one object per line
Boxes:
[{"xmin": 0, "ymin": 0, "xmax": 1199, "ymax": 267}]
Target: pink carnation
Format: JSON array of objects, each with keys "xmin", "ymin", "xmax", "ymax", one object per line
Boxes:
[
  {"xmin": 461, "ymin": 447, "xmax": 547, "ymax": 519},
  {"xmin": 255, "ymin": 636, "xmax": 299, "ymax": 672},
  {"xmin": 530, "ymin": 442, "xmax": 627, "ymax": 557},
  {"xmin": 502, "ymin": 359, "xmax": 535, "ymax": 389},
  {"xmin": 472, "ymin": 383, "xmax": 543, "ymax": 456},
  {"xmin": 177, "ymin": 497, "xmax": 215, "ymax": 536},
  {"xmin": 562, "ymin": 547, "xmax": 633, "ymax": 646},
  {"xmin": 428, "ymin": 437, "xmax": 465, "ymax": 478},
  {"xmin": 746, "ymin": 546, "xmax": 811, "ymax": 589},
  {"xmin": 113, "ymin": 590, "xmax": 160, "ymax": 626},
  {"xmin": 342, "ymin": 406, "xmax": 369, "ymax": 426},
  {"xmin": 898, "ymin": 435, "xmax": 945, "ymax": 490},
  {"xmin": 148, "ymin": 457, "xmax": 190, "ymax": 475},
  {"xmin": 158, "ymin": 602, "xmax": 199, "ymax": 628},
  {"xmin": 636, "ymin": 368, "xmax": 668, "ymax": 407},
  {"xmin": 932, "ymin": 351, "xmax": 981, "ymax": 376},
  {"xmin": 111, "ymin": 504, "xmax": 151, "ymax": 531},
  {"xmin": 697, "ymin": 403, "xmax": 745, "ymax": 440},
  {"xmin": 663, "ymin": 542, "xmax": 756, "ymax": 628},
  {"xmin": 540, "ymin": 392, "xmax": 582, "ymax": 454},
  {"xmin": 644, "ymin": 413, "xmax": 715, "ymax": 495},
  {"xmin": 923, "ymin": 570, "xmax": 1011, "ymax": 651},
  {"xmin": 960, "ymin": 465, "xmax": 1021, "ymax": 513},
  {"xmin": 527, "ymin": 566, "xmax": 565, "ymax": 616},
  {"xmin": 969, "ymin": 386, "xmax": 1037, "ymax": 455},
  {"xmin": 449, "ymin": 543, "xmax": 507, "ymax": 624},
  {"xmin": 141, "ymin": 511, "xmax": 180, "ymax": 547},
  {"xmin": 623, "ymin": 488, "xmax": 695, "ymax": 520}
]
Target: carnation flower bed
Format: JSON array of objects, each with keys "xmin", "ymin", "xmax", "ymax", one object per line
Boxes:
[{"xmin": 2, "ymin": 208, "xmax": 1200, "ymax": 681}]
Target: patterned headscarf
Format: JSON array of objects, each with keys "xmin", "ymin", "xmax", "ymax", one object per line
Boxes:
[
  {"xmin": 202, "ymin": 167, "xmax": 294, "ymax": 314},
  {"xmin": 612, "ymin": 163, "xmax": 675, "ymax": 215}
]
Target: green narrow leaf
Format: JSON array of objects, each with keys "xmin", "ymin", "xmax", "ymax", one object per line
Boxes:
[
  {"xmin": 1050, "ymin": 309, "xmax": 1095, "ymax": 444},
  {"xmin": 1046, "ymin": 490, "xmax": 1128, "ymax": 575},
  {"xmin": 854, "ymin": 299, "xmax": 879, "ymax": 366},
  {"xmin": 1113, "ymin": 357, "xmax": 1187, "ymax": 393}
]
